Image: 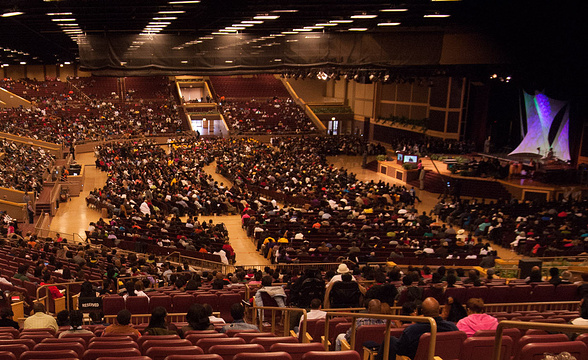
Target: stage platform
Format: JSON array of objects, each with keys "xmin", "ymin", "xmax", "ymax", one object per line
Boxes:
[{"xmin": 377, "ymin": 156, "xmax": 587, "ymax": 202}]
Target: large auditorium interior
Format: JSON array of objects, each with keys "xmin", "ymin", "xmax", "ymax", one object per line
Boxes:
[{"xmin": 1, "ymin": 1, "xmax": 588, "ymax": 360}]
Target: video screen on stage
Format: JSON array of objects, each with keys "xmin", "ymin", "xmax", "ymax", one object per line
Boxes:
[
  {"xmin": 397, "ymin": 153, "xmax": 404, "ymax": 162},
  {"xmin": 404, "ymin": 155, "xmax": 418, "ymax": 163}
]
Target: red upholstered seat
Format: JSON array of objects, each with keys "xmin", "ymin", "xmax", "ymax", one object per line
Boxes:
[
  {"xmin": 473, "ymin": 328, "xmax": 522, "ymax": 348},
  {"xmin": 412, "ymin": 331, "xmax": 467, "ymax": 360},
  {"xmin": 0, "ymin": 328, "xmax": 20, "ymax": 338},
  {"xmin": 141, "ymin": 339, "xmax": 193, "ymax": 355},
  {"xmin": 519, "ymin": 341, "xmax": 588, "ymax": 360},
  {"xmin": 218, "ymin": 293, "xmax": 242, "ymax": 322},
  {"xmin": 194, "ymin": 294, "xmax": 218, "ymax": 310},
  {"xmin": 164, "ymin": 355, "xmax": 223, "ymax": 360},
  {"xmin": 234, "ymin": 352, "xmax": 292, "ymax": 360},
  {"xmin": 41, "ymin": 337, "xmax": 85, "ymax": 346},
  {"xmin": 137, "ymin": 335, "xmax": 179, "ymax": 348},
  {"xmin": 18, "ymin": 333, "xmax": 55, "ymax": 344},
  {"xmin": 251, "ymin": 336, "xmax": 298, "ymax": 351},
  {"xmin": 186, "ymin": 333, "xmax": 227, "ymax": 345},
  {"xmin": 0, "ymin": 338, "xmax": 36, "ymax": 350},
  {"xmin": 21, "ymin": 328, "xmax": 57, "ymax": 336},
  {"xmin": 145, "ymin": 345, "xmax": 204, "ymax": 360},
  {"xmin": 172, "ymin": 294, "xmax": 195, "ymax": 313},
  {"xmin": 20, "ymin": 349, "xmax": 79, "ymax": 360},
  {"xmin": 207, "ymin": 344, "xmax": 265, "ymax": 360},
  {"xmin": 349, "ymin": 324, "xmax": 387, "ymax": 354},
  {"xmin": 460, "ymin": 336, "xmax": 513, "ymax": 360},
  {"xmin": 236, "ymin": 332, "xmax": 275, "ymax": 343},
  {"xmin": 89, "ymin": 336, "xmax": 133, "ymax": 343},
  {"xmin": 196, "ymin": 337, "xmax": 246, "ymax": 353},
  {"xmin": 82, "ymin": 347, "xmax": 142, "ymax": 360},
  {"xmin": 0, "ymin": 344, "xmax": 29, "ymax": 359},
  {"xmin": 225, "ymin": 329, "xmax": 258, "ymax": 337},
  {"xmin": 513, "ymin": 334, "xmax": 570, "ymax": 359},
  {"xmin": 301, "ymin": 350, "xmax": 361, "ymax": 360},
  {"xmin": 103, "ymin": 296, "xmax": 126, "ymax": 315},
  {"xmin": 60, "ymin": 332, "xmax": 96, "ymax": 345},
  {"xmin": 97, "ymin": 357, "xmax": 150, "ymax": 360},
  {"xmin": 88, "ymin": 340, "xmax": 139, "ymax": 349},
  {"xmin": 149, "ymin": 296, "xmax": 173, "ymax": 313},
  {"xmin": 0, "ymin": 351, "xmax": 16, "ymax": 360},
  {"xmin": 33, "ymin": 341, "xmax": 85, "ymax": 357},
  {"xmin": 102, "ymin": 332, "xmax": 139, "ymax": 342},
  {"xmin": 126, "ymin": 296, "xmax": 150, "ymax": 314},
  {"xmin": 270, "ymin": 342, "xmax": 325, "ymax": 360}
]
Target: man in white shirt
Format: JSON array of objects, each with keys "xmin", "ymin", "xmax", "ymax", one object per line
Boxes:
[
  {"xmin": 297, "ymin": 298, "xmax": 327, "ymax": 335},
  {"xmin": 23, "ymin": 303, "xmax": 58, "ymax": 332}
]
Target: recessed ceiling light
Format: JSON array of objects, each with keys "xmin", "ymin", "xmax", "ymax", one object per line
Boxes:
[
  {"xmin": 305, "ymin": 26, "xmax": 324, "ymax": 29},
  {"xmin": 235, "ymin": 23, "xmax": 254, "ymax": 27},
  {"xmin": 51, "ymin": 18, "xmax": 76, "ymax": 21},
  {"xmin": 64, "ymin": 61, "xmax": 71, "ymax": 64},
  {"xmin": 1, "ymin": 11, "xmax": 24, "ymax": 17},
  {"xmin": 226, "ymin": 26, "xmax": 245, "ymax": 30},
  {"xmin": 149, "ymin": 22, "xmax": 171, "ymax": 25},
  {"xmin": 350, "ymin": 14, "xmax": 377, "ymax": 19},
  {"xmin": 225, "ymin": 60, "xmax": 233, "ymax": 63},
  {"xmin": 146, "ymin": 24, "xmax": 167, "ymax": 28},
  {"xmin": 199, "ymin": 36, "xmax": 214, "ymax": 39},
  {"xmin": 293, "ymin": 28, "xmax": 313, "ymax": 32},
  {"xmin": 253, "ymin": 15, "xmax": 280, "ymax": 20},
  {"xmin": 219, "ymin": 29, "xmax": 237, "ymax": 32},
  {"xmin": 330, "ymin": 20, "xmax": 353, "ymax": 24},
  {"xmin": 305, "ymin": 35, "xmax": 321, "ymax": 39},
  {"xmin": 349, "ymin": 28, "xmax": 368, "ymax": 31},
  {"xmin": 316, "ymin": 23, "xmax": 337, "ymax": 26},
  {"xmin": 270, "ymin": 34, "xmax": 285, "ymax": 37},
  {"xmin": 271, "ymin": 9, "xmax": 298, "ymax": 13},
  {"xmin": 168, "ymin": 0, "xmax": 200, "ymax": 4},
  {"xmin": 153, "ymin": 16, "xmax": 177, "ymax": 20},
  {"xmin": 242, "ymin": 20, "xmax": 264, "ymax": 24},
  {"xmin": 377, "ymin": 22, "xmax": 401, "ymax": 26},
  {"xmin": 211, "ymin": 32, "xmax": 226, "ymax": 35},
  {"xmin": 282, "ymin": 31, "xmax": 298, "ymax": 35},
  {"xmin": 47, "ymin": 12, "xmax": 72, "ymax": 16},
  {"xmin": 58, "ymin": 23, "xmax": 79, "ymax": 26},
  {"xmin": 424, "ymin": 14, "xmax": 450, "ymax": 18},
  {"xmin": 380, "ymin": 8, "xmax": 408, "ymax": 12},
  {"xmin": 20, "ymin": 61, "xmax": 26, "ymax": 65},
  {"xmin": 181, "ymin": 60, "xmax": 188, "ymax": 63},
  {"xmin": 158, "ymin": 10, "xmax": 186, "ymax": 14}
]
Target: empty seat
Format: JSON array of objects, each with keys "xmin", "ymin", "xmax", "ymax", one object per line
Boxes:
[
  {"xmin": 172, "ymin": 295, "xmax": 195, "ymax": 313},
  {"xmin": 102, "ymin": 332, "xmax": 139, "ymax": 342},
  {"xmin": 0, "ymin": 329, "xmax": 19, "ymax": 338},
  {"xmin": 234, "ymin": 352, "xmax": 292, "ymax": 360},
  {"xmin": 196, "ymin": 337, "xmax": 246, "ymax": 353},
  {"xmin": 0, "ymin": 344, "xmax": 29, "ymax": 359},
  {"xmin": 97, "ymin": 357, "xmax": 150, "ymax": 360},
  {"xmin": 186, "ymin": 333, "xmax": 227, "ymax": 345},
  {"xmin": 270, "ymin": 342, "xmax": 325, "ymax": 360},
  {"xmin": 460, "ymin": 336, "xmax": 513, "ymax": 360},
  {"xmin": 146, "ymin": 346, "xmax": 204, "ymax": 360},
  {"xmin": 554, "ymin": 284, "xmax": 579, "ymax": 301},
  {"xmin": 164, "ymin": 355, "xmax": 223, "ymax": 360},
  {"xmin": 21, "ymin": 328, "xmax": 57, "ymax": 336},
  {"xmin": 236, "ymin": 332, "xmax": 275, "ymax": 343},
  {"xmin": 0, "ymin": 351, "xmax": 15, "ymax": 360},
  {"xmin": 34, "ymin": 341, "xmax": 85, "ymax": 357},
  {"xmin": 60, "ymin": 333, "xmax": 96, "ymax": 345},
  {"xmin": 519, "ymin": 341, "xmax": 587, "ymax": 360},
  {"xmin": 531, "ymin": 284, "xmax": 556, "ymax": 302},
  {"xmin": 149, "ymin": 296, "xmax": 173, "ymax": 313},
  {"xmin": 89, "ymin": 336, "xmax": 133, "ymax": 343},
  {"xmin": 513, "ymin": 334, "xmax": 570, "ymax": 359},
  {"xmin": 126, "ymin": 296, "xmax": 150, "ymax": 314},
  {"xmin": 82, "ymin": 347, "xmax": 142, "ymax": 360},
  {"xmin": 217, "ymin": 294, "xmax": 242, "ymax": 322},
  {"xmin": 507, "ymin": 285, "xmax": 532, "ymax": 303},
  {"xmin": 473, "ymin": 328, "xmax": 522, "ymax": 345},
  {"xmin": 20, "ymin": 349, "xmax": 79, "ymax": 360},
  {"xmin": 41, "ymin": 337, "xmax": 85, "ymax": 346},
  {"xmin": 225, "ymin": 329, "xmax": 258, "ymax": 338},
  {"xmin": 465, "ymin": 286, "xmax": 489, "ymax": 302},
  {"xmin": 301, "ymin": 350, "xmax": 361, "ymax": 360},
  {"xmin": 207, "ymin": 344, "xmax": 265, "ymax": 360},
  {"xmin": 18, "ymin": 333, "xmax": 55, "ymax": 344},
  {"xmin": 413, "ymin": 331, "xmax": 467, "ymax": 360},
  {"xmin": 103, "ymin": 296, "xmax": 126, "ymax": 316},
  {"xmin": 194, "ymin": 294, "xmax": 218, "ymax": 311},
  {"xmin": 88, "ymin": 340, "xmax": 139, "ymax": 349},
  {"xmin": 137, "ymin": 335, "xmax": 180, "ymax": 348},
  {"xmin": 251, "ymin": 336, "xmax": 298, "ymax": 351},
  {"xmin": 141, "ymin": 339, "xmax": 193, "ymax": 355},
  {"xmin": 349, "ymin": 324, "xmax": 387, "ymax": 354}
]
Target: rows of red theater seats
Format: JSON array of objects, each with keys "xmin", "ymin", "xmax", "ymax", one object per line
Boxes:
[
  {"xmin": 69, "ymin": 78, "xmax": 119, "ymax": 100},
  {"xmin": 397, "ymin": 281, "xmax": 580, "ymax": 306},
  {"xmin": 0, "ymin": 80, "xmax": 74, "ymax": 102},
  {"xmin": 0, "ymin": 327, "xmax": 344, "ymax": 360},
  {"xmin": 124, "ymin": 77, "xmax": 170, "ymax": 100},
  {"xmin": 209, "ymin": 75, "xmax": 290, "ymax": 99}
]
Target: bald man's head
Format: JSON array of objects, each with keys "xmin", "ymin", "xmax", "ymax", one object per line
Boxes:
[
  {"xmin": 421, "ymin": 297, "xmax": 440, "ymax": 317},
  {"xmin": 367, "ymin": 299, "xmax": 382, "ymax": 314}
]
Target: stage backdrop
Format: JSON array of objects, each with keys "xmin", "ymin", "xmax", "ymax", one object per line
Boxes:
[{"xmin": 510, "ymin": 91, "xmax": 570, "ymax": 161}]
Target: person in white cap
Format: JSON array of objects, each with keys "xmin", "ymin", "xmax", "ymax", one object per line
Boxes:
[{"xmin": 328, "ymin": 263, "xmax": 357, "ymax": 286}]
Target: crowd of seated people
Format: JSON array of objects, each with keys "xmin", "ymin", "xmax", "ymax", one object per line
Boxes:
[
  {"xmin": 0, "ymin": 78, "xmax": 77, "ymax": 103},
  {"xmin": 386, "ymin": 137, "xmax": 476, "ymax": 156},
  {"xmin": 433, "ymin": 198, "xmax": 588, "ymax": 257},
  {"xmin": 272, "ymin": 136, "xmax": 387, "ymax": 156},
  {"xmin": 0, "ymin": 139, "xmax": 55, "ymax": 192},
  {"xmin": 221, "ymin": 98, "xmax": 316, "ymax": 134}
]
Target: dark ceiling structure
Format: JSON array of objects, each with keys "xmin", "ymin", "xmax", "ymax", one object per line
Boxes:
[{"xmin": 0, "ymin": 0, "xmax": 586, "ymax": 94}]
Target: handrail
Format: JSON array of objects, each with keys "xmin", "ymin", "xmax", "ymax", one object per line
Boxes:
[
  {"xmin": 493, "ymin": 320, "xmax": 588, "ymax": 360},
  {"xmin": 249, "ymin": 305, "xmax": 307, "ymax": 337},
  {"xmin": 325, "ymin": 311, "xmax": 438, "ymax": 360}
]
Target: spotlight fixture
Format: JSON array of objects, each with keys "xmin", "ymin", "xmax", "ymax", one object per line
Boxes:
[{"xmin": 1, "ymin": 10, "xmax": 24, "ymax": 17}]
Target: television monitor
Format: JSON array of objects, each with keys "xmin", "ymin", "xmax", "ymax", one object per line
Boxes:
[
  {"xmin": 397, "ymin": 153, "xmax": 404, "ymax": 161},
  {"xmin": 404, "ymin": 155, "xmax": 418, "ymax": 163}
]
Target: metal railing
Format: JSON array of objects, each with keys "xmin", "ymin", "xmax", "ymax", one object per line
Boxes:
[
  {"xmin": 162, "ymin": 251, "xmax": 230, "ymax": 273},
  {"xmin": 493, "ymin": 321, "xmax": 588, "ymax": 360},
  {"xmin": 325, "ymin": 312, "xmax": 438, "ymax": 360}
]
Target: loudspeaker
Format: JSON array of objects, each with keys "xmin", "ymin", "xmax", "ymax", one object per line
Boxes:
[{"xmin": 518, "ymin": 259, "xmax": 542, "ymax": 279}]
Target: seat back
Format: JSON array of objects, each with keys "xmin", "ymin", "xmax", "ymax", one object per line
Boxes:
[
  {"xmin": 82, "ymin": 347, "xmax": 142, "ymax": 360},
  {"xmin": 484, "ymin": 286, "xmax": 510, "ymax": 304},
  {"xmin": 444, "ymin": 287, "xmax": 467, "ymax": 304},
  {"xmin": 207, "ymin": 344, "xmax": 264, "ymax": 360},
  {"xmin": 251, "ymin": 336, "xmax": 298, "ymax": 351},
  {"xmin": 464, "ymin": 286, "xmax": 489, "ymax": 303},
  {"xmin": 172, "ymin": 295, "xmax": 196, "ymax": 313},
  {"xmin": 554, "ymin": 284, "xmax": 579, "ymax": 301},
  {"xmin": 514, "ymin": 334, "xmax": 570, "ymax": 359},
  {"xmin": 196, "ymin": 337, "xmax": 246, "ymax": 353},
  {"xmin": 141, "ymin": 339, "xmax": 192, "ymax": 354},
  {"xmin": 217, "ymin": 293, "xmax": 242, "ymax": 322},
  {"xmin": 21, "ymin": 328, "xmax": 56, "ymax": 336},
  {"xmin": 225, "ymin": 329, "xmax": 258, "ymax": 338},
  {"xmin": 460, "ymin": 336, "xmax": 513, "ymax": 360},
  {"xmin": 125, "ymin": 296, "xmax": 150, "ymax": 314},
  {"xmin": 18, "ymin": 333, "xmax": 55, "ymax": 344},
  {"xmin": 103, "ymin": 296, "xmax": 126, "ymax": 315},
  {"xmin": 508, "ymin": 285, "xmax": 532, "ymax": 303},
  {"xmin": 60, "ymin": 332, "xmax": 96, "ymax": 345},
  {"xmin": 519, "ymin": 341, "xmax": 588, "ymax": 360},
  {"xmin": 149, "ymin": 296, "xmax": 172, "ymax": 313},
  {"xmin": 186, "ymin": 333, "xmax": 227, "ymax": 345},
  {"xmin": 300, "ymin": 350, "xmax": 361, "ymax": 360},
  {"xmin": 88, "ymin": 341, "xmax": 139, "ymax": 349},
  {"xmin": 194, "ymin": 294, "xmax": 219, "ymax": 311},
  {"xmin": 137, "ymin": 335, "xmax": 179, "ymax": 348},
  {"xmin": 20, "ymin": 349, "xmax": 79, "ymax": 360},
  {"xmin": 236, "ymin": 332, "xmax": 275, "ymax": 343},
  {"xmin": 89, "ymin": 336, "xmax": 133, "ymax": 343},
  {"xmin": 0, "ymin": 351, "xmax": 15, "ymax": 360},
  {"xmin": 473, "ymin": 328, "xmax": 522, "ymax": 347},
  {"xmin": 413, "ymin": 331, "xmax": 467, "ymax": 360},
  {"xmin": 352, "ymin": 324, "xmax": 387, "ymax": 354},
  {"xmin": 270, "ymin": 343, "xmax": 325, "ymax": 360},
  {"xmin": 0, "ymin": 328, "xmax": 19, "ymax": 338},
  {"xmin": 0, "ymin": 344, "xmax": 29, "ymax": 359},
  {"xmin": 41, "ymin": 337, "xmax": 85, "ymax": 346},
  {"xmin": 145, "ymin": 346, "xmax": 204, "ymax": 360},
  {"xmin": 163, "ymin": 355, "xmax": 222, "ymax": 360},
  {"xmin": 233, "ymin": 352, "xmax": 292, "ymax": 360},
  {"xmin": 531, "ymin": 284, "xmax": 556, "ymax": 302},
  {"xmin": 33, "ymin": 341, "xmax": 85, "ymax": 357}
]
